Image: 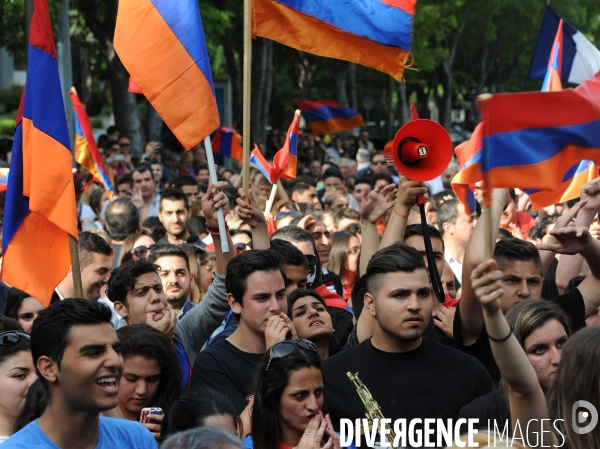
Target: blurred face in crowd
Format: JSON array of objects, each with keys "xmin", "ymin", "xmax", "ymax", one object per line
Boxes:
[
  {"xmin": 374, "ymin": 178, "xmax": 391, "ymax": 190},
  {"xmin": 523, "ymin": 319, "xmax": 567, "ymax": 390},
  {"xmin": 442, "ymin": 166, "xmax": 458, "ymax": 186},
  {"xmin": 306, "ymin": 220, "xmax": 331, "ymax": 264},
  {"xmin": 444, "ymin": 203, "xmax": 476, "ymax": 247},
  {"xmin": 346, "ymin": 235, "xmax": 361, "ymax": 274},
  {"xmin": 131, "ymin": 235, "xmax": 156, "ymax": 261},
  {"xmin": 155, "ymin": 255, "xmax": 193, "ymax": 308},
  {"xmin": 283, "ymin": 264, "xmax": 308, "ymax": 297},
  {"xmin": 292, "ymin": 186, "xmax": 319, "ymax": 210},
  {"xmin": 337, "ymin": 216, "xmax": 359, "ymax": 232},
  {"xmin": 290, "ymin": 296, "xmax": 333, "ymax": 342},
  {"xmin": 114, "ymin": 272, "xmax": 168, "ymax": 325},
  {"xmin": 197, "ymin": 168, "xmax": 210, "ymax": 185},
  {"xmin": 15, "ymin": 297, "xmax": 44, "ymax": 333},
  {"xmin": 232, "ymin": 233, "xmax": 252, "ymax": 254},
  {"xmin": 81, "ymin": 252, "xmax": 113, "ymax": 300},
  {"xmin": 159, "ymin": 199, "xmax": 190, "ymax": 239},
  {"xmin": 199, "ymin": 259, "xmax": 216, "ymax": 293},
  {"xmin": 370, "ymin": 154, "xmax": 387, "ymax": 174},
  {"xmin": 329, "ymin": 194, "xmax": 350, "ymax": 210},
  {"xmin": 118, "ymin": 356, "xmax": 161, "ymax": 420},
  {"xmin": 323, "ymin": 212, "xmax": 336, "ymax": 234},
  {"xmin": 309, "ymin": 161, "xmax": 321, "ymax": 179},
  {"xmin": 323, "ymin": 176, "xmax": 343, "ymax": 191},
  {"xmin": 353, "ymin": 182, "xmax": 370, "ymax": 204},
  {"xmin": 117, "ymin": 182, "xmax": 132, "ymax": 198},
  {"xmin": 257, "ymin": 183, "xmax": 272, "ymax": 203},
  {"xmin": 360, "ymin": 131, "xmax": 369, "ymax": 143},
  {"xmin": 150, "ymin": 163, "xmax": 163, "ymax": 184},
  {"xmin": 119, "ymin": 137, "xmax": 131, "ymax": 154},
  {"xmin": 338, "ymin": 161, "xmax": 350, "ymax": 180},
  {"xmin": 496, "ymin": 260, "xmax": 542, "ymax": 312},
  {"xmin": 132, "ymin": 169, "xmax": 156, "ymax": 200},
  {"xmin": 404, "ymin": 235, "xmax": 445, "ymax": 284},
  {"xmin": 442, "ymin": 263, "xmax": 457, "ymax": 299},
  {"xmin": 181, "ymin": 185, "xmax": 199, "ymax": 204},
  {"xmin": 500, "ymin": 199, "xmax": 518, "ymax": 228}
]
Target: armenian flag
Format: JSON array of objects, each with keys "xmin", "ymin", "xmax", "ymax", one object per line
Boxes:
[
  {"xmin": 451, "ymin": 123, "xmax": 483, "ymax": 215},
  {"xmin": 114, "ymin": 0, "xmax": 220, "ymax": 150},
  {"xmin": 1, "ymin": 0, "xmax": 78, "ymax": 305},
  {"xmin": 295, "ymin": 100, "xmax": 363, "ymax": 135},
  {"xmin": 478, "ymin": 76, "xmax": 600, "ymax": 193},
  {"xmin": 250, "ymin": 110, "xmax": 300, "ymax": 183},
  {"xmin": 211, "ymin": 127, "xmax": 243, "ymax": 163},
  {"xmin": 253, "ymin": 0, "xmax": 416, "ymax": 80},
  {"xmin": 69, "ymin": 89, "xmax": 115, "ymax": 196}
]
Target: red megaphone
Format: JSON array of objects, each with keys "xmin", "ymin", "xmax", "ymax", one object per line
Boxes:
[{"xmin": 384, "ymin": 119, "xmax": 452, "ymax": 205}]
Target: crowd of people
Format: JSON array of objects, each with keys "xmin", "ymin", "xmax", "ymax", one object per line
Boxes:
[{"xmin": 0, "ymin": 125, "xmax": 599, "ymax": 449}]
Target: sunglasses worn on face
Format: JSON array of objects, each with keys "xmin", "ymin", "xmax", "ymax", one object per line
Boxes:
[
  {"xmin": 234, "ymin": 242, "xmax": 253, "ymax": 253},
  {"xmin": 372, "ymin": 161, "xmax": 387, "ymax": 165},
  {"xmin": 0, "ymin": 331, "xmax": 31, "ymax": 346},
  {"xmin": 275, "ymin": 210, "xmax": 302, "ymax": 220},
  {"xmin": 266, "ymin": 339, "xmax": 319, "ymax": 372},
  {"xmin": 132, "ymin": 245, "xmax": 155, "ymax": 258}
]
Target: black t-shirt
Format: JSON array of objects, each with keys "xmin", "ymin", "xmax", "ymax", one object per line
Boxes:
[
  {"xmin": 458, "ymin": 389, "xmax": 511, "ymax": 434},
  {"xmin": 323, "ymin": 337, "xmax": 493, "ymax": 445},
  {"xmin": 191, "ymin": 339, "xmax": 263, "ymax": 414},
  {"xmin": 453, "ymin": 288, "xmax": 586, "ymax": 384}
]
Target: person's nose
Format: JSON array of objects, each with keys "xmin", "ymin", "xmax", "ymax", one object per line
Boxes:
[
  {"xmin": 406, "ymin": 294, "xmax": 421, "ymax": 312},
  {"xmin": 306, "ymin": 393, "xmax": 319, "ymax": 413},
  {"xmin": 135, "ymin": 380, "xmax": 149, "ymax": 397},
  {"xmin": 549, "ymin": 346, "xmax": 562, "ymax": 366},
  {"xmin": 517, "ymin": 281, "xmax": 531, "ymax": 298}
]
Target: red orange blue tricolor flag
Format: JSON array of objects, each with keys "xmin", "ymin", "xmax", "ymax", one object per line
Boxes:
[
  {"xmin": 1, "ymin": 0, "xmax": 78, "ymax": 305},
  {"xmin": 295, "ymin": 100, "xmax": 363, "ymax": 135},
  {"xmin": 211, "ymin": 127, "xmax": 243, "ymax": 163},
  {"xmin": 253, "ymin": 0, "xmax": 416, "ymax": 80},
  {"xmin": 451, "ymin": 124, "xmax": 483, "ymax": 215},
  {"xmin": 114, "ymin": 0, "xmax": 220, "ymax": 150},
  {"xmin": 250, "ymin": 111, "xmax": 300, "ymax": 183},
  {"xmin": 69, "ymin": 89, "xmax": 115, "ymax": 197}
]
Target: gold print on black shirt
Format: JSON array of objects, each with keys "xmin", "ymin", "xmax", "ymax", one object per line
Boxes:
[{"xmin": 347, "ymin": 371, "xmax": 397, "ymax": 448}]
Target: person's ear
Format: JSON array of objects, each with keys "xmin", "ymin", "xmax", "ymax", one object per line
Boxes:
[
  {"xmin": 442, "ymin": 221, "xmax": 453, "ymax": 235},
  {"xmin": 228, "ymin": 293, "xmax": 242, "ymax": 314},
  {"xmin": 364, "ymin": 292, "xmax": 376, "ymax": 318},
  {"xmin": 113, "ymin": 301, "xmax": 129, "ymax": 321},
  {"xmin": 37, "ymin": 355, "xmax": 59, "ymax": 384}
]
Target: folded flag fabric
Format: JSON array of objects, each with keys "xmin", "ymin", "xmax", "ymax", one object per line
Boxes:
[
  {"xmin": 0, "ymin": 169, "xmax": 9, "ymax": 193},
  {"xmin": 541, "ymin": 19, "xmax": 563, "ymax": 93},
  {"xmin": 410, "ymin": 101, "xmax": 420, "ymax": 121},
  {"xmin": 528, "ymin": 6, "xmax": 600, "ymax": 84},
  {"xmin": 69, "ymin": 89, "xmax": 115, "ymax": 196},
  {"xmin": 253, "ymin": 0, "xmax": 416, "ymax": 80},
  {"xmin": 295, "ymin": 100, "xmax": 363, "ymax": 135},
  {"xmin": 2, "ymin": 0, "xmax": 78, "ymax": 305},
  {"xmin": 211, "ymin": 127, "xmax": 243, "ymax": 163},
  {"xmin": 478, "ymin": 76, "xmax": 600, "ymax": 193},
  {"xmin": 114, "ymin": 0, "xmax": 220, "ymax": 150},
  {"xmin": 250, "ymin": 111, "xmax": 300, "ymax": 183},
  {"xmin": 451, "ymin": 123, "xmax": 483, "ymax": 215}
]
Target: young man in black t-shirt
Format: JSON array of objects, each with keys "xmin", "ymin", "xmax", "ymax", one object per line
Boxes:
[
  {"xmin": 324, "ymin": 244, "xmax": 493, "ymax": 447},
  {"xmin": 190, "ymin": 249, "xmax": 293, "ymax": 436},
  {"xmin": 455, "ymin": 187, "xmax": 600, "ymax": 383}
]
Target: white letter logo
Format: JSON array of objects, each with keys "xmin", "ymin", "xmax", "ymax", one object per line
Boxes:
[{"xmin": 572, "ymin": 400, "xmax": 598, "ymax": 435}]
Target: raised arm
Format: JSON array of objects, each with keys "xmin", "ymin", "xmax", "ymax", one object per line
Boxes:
[
  {"xmin": 236, "ymin": 187, "xmax": 270, "ymax": 250},
  {"xmin": 538, "ymin": 225, "xmax": 600, "ymax": 318},
  {"xmin": 379, "ymin": 175, "xmax": 427, "ymax": 249},
  {"xmin": 554, "ymin": 178, "xmax": 600, "ymax": 293},
  {"xmin": 458, "ymin": 188, "xmax": 508, "ymax": 345},
  {"xmin": 471, "ymin": 259, "xmax": 557, "ymax": 445},
  {"xmin": 203, "ymin": 181, "xmax": 235, "ymax": 276}
]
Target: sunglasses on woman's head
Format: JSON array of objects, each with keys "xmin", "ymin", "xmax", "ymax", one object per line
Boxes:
[
  {"xmin": 0, "ymin": 331, "xmax": 31, "ymax": 346},
  {"xmin": 275, "ymin": 210, "xmax": 302, "ymax": 220},
  {"xmin": 265, "ymin": 339, "xmax": 319, "ymax": 372},
  {"xmin": 131, "ymin": 245, "xmax": 155, "ymax": 258}
]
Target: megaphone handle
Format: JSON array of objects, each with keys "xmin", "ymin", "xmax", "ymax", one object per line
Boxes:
[
  {"xmin": 419, "ymin": 204, "xmax": 445, "ymax": 304},
  {"xmin": 416, "ymin": 193, "xmax": 427, "ymax": 206}
]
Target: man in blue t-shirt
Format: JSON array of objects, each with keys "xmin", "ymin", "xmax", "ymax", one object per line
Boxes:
[{"xmin": 3, "ymin": 299, "xmax": 155, "ymax": 448}]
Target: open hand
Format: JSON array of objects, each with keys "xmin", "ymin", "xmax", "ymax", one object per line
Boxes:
[
  {"xmin": 237, "ymin": 188, "xmax": 267, "ymax": 228},
  {"xmin": 536, "ymin": 226, "xmax": 594, "ymax": 255},
  {"xmin": 202, "ymin": 180, "xmax": 228, "ymax": 228},
  {"xmin": 360, "ymin": 183, "xmax": 397, "ymax": 223}
]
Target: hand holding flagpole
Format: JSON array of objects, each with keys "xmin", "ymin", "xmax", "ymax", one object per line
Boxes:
[{"xmin": 204, "ymin": 136, "xmax": 230, "ymax": 253}]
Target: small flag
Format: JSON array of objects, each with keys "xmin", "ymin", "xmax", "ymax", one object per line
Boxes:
[
  {"xmin": 295, "ymin": 100, "xmax": 363, "ymax": 135},
  {"xmin": 210, "ymin": 127, "xmax": 243, "ymax": 163}
]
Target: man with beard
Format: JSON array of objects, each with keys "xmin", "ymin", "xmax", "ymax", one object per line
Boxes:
[
  {"xmin": 149, "ymin": 244, "xmax": 195, "ymax": 318},
  {"xmin": 157, "ymin": 189, "xmax": 192, "ymax": 245},
  {"xmin": 323, "ymin": 244, "xmax": 492, "ymax": 446}
]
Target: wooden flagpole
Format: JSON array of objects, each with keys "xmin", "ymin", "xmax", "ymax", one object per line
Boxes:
[
  {"xmin": 69, "ymin": 87, "xmax": 83, "ymax": 298},
  {"xmin": 242, "ymin": 0, "xmax": 252, "ymax": 197}
]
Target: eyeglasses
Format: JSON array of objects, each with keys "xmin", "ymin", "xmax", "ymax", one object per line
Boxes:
[
  {"xmin": 0, "ymin": 331, "xmax": 31, "ymax": 346},
  {"xmin": 347, "ymin": 248, "xmax": 360, "ymax": 255},
  {"xmin": 266, "ymin": 339, "xmax": 318, "ymax": 371},
  {"xmin": 372, "ymin": 161, "xmax": 387, "ymax": 166},
  {"xmin": 275, "ymin": 210, "xmax": 302, "ymax": 220},
  {"xmin": 119, "ymin": 142, "xmax": 131, "ymax": 148},
  {"xmin": 131, "ymin": 245, "xmax": 155, "ymax": 258},
  {"xmin": 234, "ymin": 242, "xmax": 253, "ymax": 254}
]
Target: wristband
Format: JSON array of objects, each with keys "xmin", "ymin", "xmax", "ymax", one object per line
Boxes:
[
  {"xmin": 393, "ymin": 203, "xmax": 409, "ymax": 219},
  {"xmin": 206, "ymin": 223, "xmax": 229, "ymax": 236},
  {"xmin": 487, "ymin": 327, "xmax": 513, "ymax": 343}
]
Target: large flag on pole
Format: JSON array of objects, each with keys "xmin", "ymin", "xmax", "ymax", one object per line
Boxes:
[
  {"xmin": 114, "ymin": 0, "xmax": 220, "ymax": 149},
  {"xmin": 253, "ymin": 0, "xmax": 416, "ymax": 80},
  {"xmin": 69, "ymin": 89, "xmax": 115, "ymax": 196},
  {"xmin": 1, "ymin": 0, "xmax": 78, "ymax": 305},
  {"xmin": 528, "ymin": 6, "xmax": 600, "ymax": 84}
]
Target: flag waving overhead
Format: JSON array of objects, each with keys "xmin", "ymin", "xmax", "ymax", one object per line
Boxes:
[
  {"xmin": 69, "ymin": 89, "xmax": 115, "ymax": 196},
  {"xmin": 211, "ymin": 127, "xmax": 243, "ymax": 163},
  {"xmin": 451, "ymin": 123, "xmax": 483, "ymax": 215},
  {"xmin": 253, "ymin": 0, "xmax": 416, "ymax": 80},
  {"xmin": 478, "ymin": 76, "xmax": 600, "ymax": 193},
  {"xmin": 528, "ymin": 6, "xmax": 600, "ymax": 84},
  {"xmin": 250, "ymin": 110, "xmax": 300, "ymax": 183},
  {"xmin": 114, "ymin": 0, "xmax": 220, "ymax": 150},
  {"xmin": 541, "ymin": 19, "xmax": 563, "ymax": 92},
  {"xmin": 295, "ymin": 100, "xmax": 364, "ymax": 135},
  {"xmin": 2, "ymin": 0, "xmax": 78, "ymax": 305}
]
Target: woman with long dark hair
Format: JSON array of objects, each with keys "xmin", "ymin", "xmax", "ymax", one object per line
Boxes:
[
  {"xmin": 250, "ymin": 340, "xmax": 340, "ymax": 449},
  {"xmin": 3, "ymin": 289, "xmax": 44, "ymax": 333},
  {"xmin": 115, "ymin": 324, "xmax": 181, "ymax": 442},
  {"xmin": 323, "ymin": 231, "xmax": 360, "ymax": 299}
]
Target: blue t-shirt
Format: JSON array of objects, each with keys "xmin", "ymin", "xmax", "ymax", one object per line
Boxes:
[{"xmin": 2, "ymin": 416, "xmax": 156, "ymax": 448}]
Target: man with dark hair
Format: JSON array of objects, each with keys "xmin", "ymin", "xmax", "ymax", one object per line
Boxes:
[
  {"xmin": 269, "ymin": 239, "xmax": 309, "ymax": 295},
  {"xmin": 370, "ymin": 151, "xmax": 387, "ymax": 174},
  {"xmin": 56, "ymin": 231, "xmax": 114, "ymax": 301},
  {"xmin": 132, "ymin": 164, "xmax": 159, "ymax": 222},
  {"xmin": 157, "ymin": 189, "xmax": 191, "ymax": 245},
  {"xmin": 352, "ymin": 177, "xmax": 371, "ymax": 204},
  {"xmin": 438, "ymin": 198, "xmax": 476, "ymax": 285},
  {"xmin": 106, "ymin": 125, "xmax": 119, "ymax": 142},
  {"xmin": 172, "ymin": 175, "xmax": 199, "ymax": 204},
  {"xmin": 324, "ymin": 244, "xmax": 492, "ymax": 442},
  {"xmin": 321, "ymin": 167, "xmax": 344, "ymax": 191},
  {"xmin": 115, "ymin": 174, "xmax": 133, "ymax": 198},
  {"xmin": 3, "ymin": 300, "xmax": 155, "ymax": 448},
  {"xmin": 148, "ymin": 244, "xmax": 195, "ymax": 317},
  {"xmin": 105, "ymin": 197, "xmax": 140, "ymax": 268},
  {"xmin": 286, "ymin": 180, "xmax": 320, "ymax": 210},
  {"xmin": 191, "ymin": 249, "xmax": 291, "ymax": 434}
]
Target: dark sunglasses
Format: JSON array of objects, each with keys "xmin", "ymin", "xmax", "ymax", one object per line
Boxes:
[
  {"xmin": 372, "ymin": 160, "xmax": 387, "ymax": 165},
  {"xmin": 0, "ymin": 331, "xmax": 31, "ymax": 346},
  {"xmin": 266, "ymin": 339, "xmax": 318, "ymax": 372},
  {"xmin": 131, "ymin": 245, "xmax": 155, "ymax": 258},
  {"xmin": 234, "ymin": 242, "xmax": 253, "ymax": 253},
  {"xmin": 275, "ymin": 210, "xmax": 302, "ymax": 220}
]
